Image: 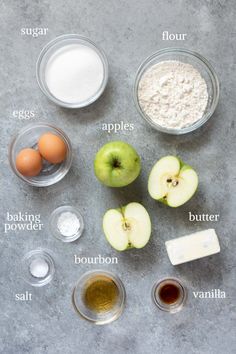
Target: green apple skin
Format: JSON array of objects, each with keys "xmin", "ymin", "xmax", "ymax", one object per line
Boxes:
[{"xmin": 94, "ymin": 141, "xmax": 141, "ymax": 187}]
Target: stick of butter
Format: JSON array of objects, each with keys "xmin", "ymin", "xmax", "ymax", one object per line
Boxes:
[{"xmin": 165, "ymin": 229, "xmax": 220, "ymax": 265}]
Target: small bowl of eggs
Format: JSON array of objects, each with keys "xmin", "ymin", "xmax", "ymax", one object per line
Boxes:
[{"xmin": 9, "ymin": 123, "xmax": 73, "ymax": 187}]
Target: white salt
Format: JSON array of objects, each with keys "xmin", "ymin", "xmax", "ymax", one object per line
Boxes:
[{"xmin": 30, "ymin": 258, "xmax": 49, "ymax": 278}]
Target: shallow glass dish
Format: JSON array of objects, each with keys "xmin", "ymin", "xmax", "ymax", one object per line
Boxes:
[
  {"xmin": 21, "ymin": 249, "xmax": 55, "ymax": 287},
  {"xmin": 72, "ymin": 270, "xmax": 126, "ymax": 325},
  {"xmin": 49, "ymin": 205, "xmax": 84, "ymax": 243},
  {"xmin": 134, "ymin": 48, "xmax": 220, "ymax": 135},
  {"xmin": 36, "ymin": 34, "xmax": 109, "ymax": 108},
  {"xmin": 152, "ymin": 277, "xmax": 187, "ymax": 313},
  {"xmin": 9, "ymin": 122, "xmax": 72, "ymax": 187}
]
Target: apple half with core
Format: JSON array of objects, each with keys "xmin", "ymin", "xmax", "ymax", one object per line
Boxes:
[
  {"xmin": 94, "ymin": 141, "xmax": 141, "ymax": 187},
  {"xmin": 103, "ymin": 202, "xmax": 151, "ymax": 251},
  {"xmin": 148, "ymin": 156, "xmax": 198, "ymax": 207}
]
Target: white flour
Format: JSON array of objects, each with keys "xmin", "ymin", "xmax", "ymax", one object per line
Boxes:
[{"xmin": 138, "ymin": 60, "xmax": 208, "ymax": 129}]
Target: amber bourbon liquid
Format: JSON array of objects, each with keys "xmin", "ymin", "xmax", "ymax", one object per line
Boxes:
[{"xmin": 83, "ymin": 275, "xmax": 119, "ymax": 313}]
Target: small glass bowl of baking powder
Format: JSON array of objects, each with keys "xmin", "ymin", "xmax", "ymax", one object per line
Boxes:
[
  {"xmin": 134, "ymin": 48, "xmax": 219, "ymax": 135},
  {"xmin": 36, "ymin": 34, "xmax": 109, "ymax": 108},
  {"xmin": 49, "ymin": 205, "xmax": 84, "ymax": 242}
]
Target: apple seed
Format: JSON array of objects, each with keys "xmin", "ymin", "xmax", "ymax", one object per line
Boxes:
[
  {"xmin": 122, "ymin": 221, "xmax": 131, "ymax": 231},
  {"xmin": 172, "ymin": 180, "xmax": 179, "ymax": 187}
]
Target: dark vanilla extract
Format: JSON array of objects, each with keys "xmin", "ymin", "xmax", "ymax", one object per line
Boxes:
[
  {"xmin": 158, "ymin": 283, "xmax": 180, "ymax": 304},
  {"xmin": 153, "ymin": 278, "xmax": 187, "ymax": 312}
]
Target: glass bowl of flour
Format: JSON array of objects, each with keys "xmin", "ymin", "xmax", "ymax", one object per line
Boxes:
[
  {"xmin": 134, "ymin": 48, "xmax": 219, "ymax": 134},
  {"xmin": 36, "ymin": 34, "xmax": 109, "ymax": 108}
]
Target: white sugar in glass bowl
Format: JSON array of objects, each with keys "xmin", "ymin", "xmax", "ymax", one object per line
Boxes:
[
  {"xmin": 36, "ymin": 34, "xmax": 109, "ymax": 108},
  {"xmin": 134, "ymin": 48, "xmax": 219, "ymax": 135}
]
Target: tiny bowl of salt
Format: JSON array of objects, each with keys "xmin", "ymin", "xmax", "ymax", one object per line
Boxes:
[
  {"xmin": 21, "ymin": 249, "xmax": 55, "ymax": 287},
  {"xmin": 49, "ymin": 205, "xmax": 84, "ymax": 243}
]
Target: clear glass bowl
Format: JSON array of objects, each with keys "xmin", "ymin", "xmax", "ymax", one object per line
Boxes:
[
  {"xmin": 36, "ymin": 34, "xmax": 109, "ymax": 108},
  {"xmin": 152, "ymin": 277, "xmax": 187, "ymax": 313},
  {"xmin": 134, "ymin": 48, "xmax": 220, "ymax": 134},
  {"xmin": 9, "ymin": 122, "xmax": 73, "ymax": 187},
  {"xmin": 49, "ymin": 205, "xmax": 84, "ymax": 242},
  {"xmin": 72, "ymin": 270, "xmax": 126, "ymax": 325},
  {"xmin": 21, "ymin": 249, "xmax": 55, "ymax": 287}
]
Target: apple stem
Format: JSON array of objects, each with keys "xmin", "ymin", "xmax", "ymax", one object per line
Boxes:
[{"xmin": 113, "ymin": 158, "xmax": 121, "ymax": 168}]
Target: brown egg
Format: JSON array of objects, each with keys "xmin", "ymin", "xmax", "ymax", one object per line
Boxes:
[
  {"xmin": 38, "ymin": 132, "xmax": 67, "ymax": 164},
  {"xmin": 16, "ymin": 148, "xmax": 43, "ymax": 177}
]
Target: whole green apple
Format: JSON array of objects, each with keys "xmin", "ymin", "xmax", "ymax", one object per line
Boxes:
[{"xmin": 94, "ymin": 141, "xmax": 141, "ymax": 187}]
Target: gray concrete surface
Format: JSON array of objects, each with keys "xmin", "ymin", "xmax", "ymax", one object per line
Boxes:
[{"xmin": 1, "ymin": 1, "xmax": 236, "ymax": 353}]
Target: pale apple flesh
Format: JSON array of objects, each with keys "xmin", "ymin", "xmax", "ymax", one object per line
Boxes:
[
  {"xmin": 148, "ymin": 156, "xmax": 198, "ymax": 207},
  {"xmin": 103, "ymin": 202, "xmax": 151, "ymax": 251}
]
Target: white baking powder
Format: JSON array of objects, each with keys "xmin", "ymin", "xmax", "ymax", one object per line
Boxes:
[
  {"xmin": 57, "ymin": 211, "xmax": 81, "ymax": 237},
  {"xmin": 45, "ymin": 44, "xmax": 104, "ymax": 104},
  {"xmin": 138, "ymin": 60, "xmax": 208, "ymax": 129}
]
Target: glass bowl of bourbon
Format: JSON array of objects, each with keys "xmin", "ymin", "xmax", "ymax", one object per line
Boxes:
[{"xmin": 72, "ymin": 270, "xmax": 126, "ymax": 325}]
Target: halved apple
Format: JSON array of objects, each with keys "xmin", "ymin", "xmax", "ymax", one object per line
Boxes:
[
  {"xmin": 103, "ymin": 202, "xmax": 151, "ymax": 251},
  {"xmin": 148, "ymin": 156, "xmax": 198, "ymax": 207}
]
